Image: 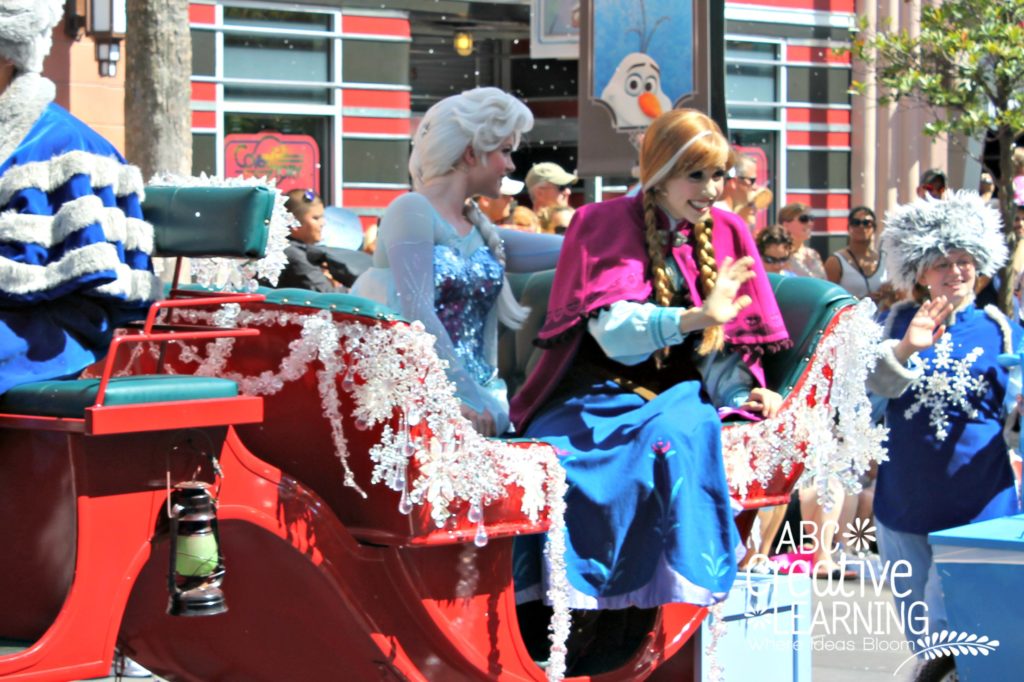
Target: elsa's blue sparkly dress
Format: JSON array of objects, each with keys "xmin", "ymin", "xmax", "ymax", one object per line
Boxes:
[{"xmin": 351, "ymin": 192, "xmax": 560, "ymax": 433}]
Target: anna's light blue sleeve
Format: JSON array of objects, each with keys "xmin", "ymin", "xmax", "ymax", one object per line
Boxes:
[{"xmin": 587, "ymin": 301, "xmax": 686, "ymax": 366}]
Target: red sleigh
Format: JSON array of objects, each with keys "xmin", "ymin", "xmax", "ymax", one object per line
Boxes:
[{"xmin": 0, "ymin": 186, "xmax": 870, "ymax": 681}]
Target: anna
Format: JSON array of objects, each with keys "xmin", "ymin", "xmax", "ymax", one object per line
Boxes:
[{"xmin": 510, "ymin": 109, "xmax": 790, "ymax": 627}]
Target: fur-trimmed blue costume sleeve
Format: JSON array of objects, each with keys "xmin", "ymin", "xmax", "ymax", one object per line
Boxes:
[{"xmin": 0, "ymin": 73, "xmax": 160, "ymax": 393}]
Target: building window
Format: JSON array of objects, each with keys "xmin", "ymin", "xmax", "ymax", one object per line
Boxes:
[
  {"xmin": 192, "ymin": 133, "xmax": 216, "ymax": 176},
  {"xmin": 343, "ymin": 40, "xmax": 410, "ymax": 86},
  {"xmin": 725, "ymin": 40, "xmax": 780, "ymax": 122},
  {"xmin": 787, "ymin": 150, "xmax": 850, "ymax": 190},
  {"xmin": 342, "ymin": 139, "xmax": 410, "ymax": 185},
  {"xmin": 787, "ymin": 66, "xmax": 850, "ymax": 106},
  {"xmin": 191, "ymin": 28, "xmax": 215, "ymax": 77}
]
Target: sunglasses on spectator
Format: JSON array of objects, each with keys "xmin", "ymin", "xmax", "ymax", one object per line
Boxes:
[
  {"xmin": 850, "ymin": 218, "xmax": 876, "ymax": 228},
  {"xmin": 794, "ymin": 214, "xmax": 812, "ymax": 223},
  {"xmin": 761, "ymin": 254, "xmax": 789, "ymax": 264}
]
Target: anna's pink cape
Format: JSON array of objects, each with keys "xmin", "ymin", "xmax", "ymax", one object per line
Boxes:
[{"xmin": 509, "ymin": 194, "xmax": 790, "ymax": 431}]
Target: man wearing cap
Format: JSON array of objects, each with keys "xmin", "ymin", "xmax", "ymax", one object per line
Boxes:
[
  {"xmin": 0, "ymin": 0, "xmax": 159, "ymax": 394},
  {"xmin": 525, "ymin": 161, "xmax": 577, "ymax": 214},
  {"xmin": 476, "ymin": 176, "xmax": 523, "ymax": 225},
  {"xmin": 917, "ymin": 168, "xmax": 948, "ymax": 200}
]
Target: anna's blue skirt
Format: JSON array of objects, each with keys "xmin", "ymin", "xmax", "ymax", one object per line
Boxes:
[{"xmin": 515, "ymin": 378, "xmax": 741, "ymax": 610}]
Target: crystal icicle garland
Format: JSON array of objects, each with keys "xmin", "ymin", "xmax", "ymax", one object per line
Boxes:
[
  {"xmin": 721, "ymin": 299, "xmax": 889, "ymax": 512},
  {"xmin": 165, "ymin": 304, "xmax": 574, "ymax": 678},
  {"xmin": 147, "ymin": 173, "xmax": 291, "ymax": 290}
]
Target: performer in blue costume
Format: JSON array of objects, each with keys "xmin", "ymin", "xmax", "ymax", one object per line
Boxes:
[
  {"xmin": 351, "ymin": 87, "xmax": 561, "ymax": 436},
  {"xmin": 867, "ymin": 190, "xmax": 1022, "ymax": 640},
  {"xmin": 510, "ymin": 109, "xmax": 791, "ymax": 619},
  {"xmin": 0, "ymin": 0, "xmax": 159, "ymax": 394}
]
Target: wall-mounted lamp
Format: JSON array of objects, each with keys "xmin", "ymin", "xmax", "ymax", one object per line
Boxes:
[
  {"xmin": 453, "ymin": 31, "xmax": 473, "ymax": 57},
  {"xmin": 63, "ymin": 0, "xmax": 127, "ymax": 78}
]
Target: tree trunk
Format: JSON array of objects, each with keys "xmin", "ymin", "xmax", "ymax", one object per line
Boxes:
[
  {"xmin": 996, "ymin": 125, "xmax": 1017, "ymax": 315},
  {"xmin": 124, "ymin": 0, "xmax": 192, "ymax": 179}
]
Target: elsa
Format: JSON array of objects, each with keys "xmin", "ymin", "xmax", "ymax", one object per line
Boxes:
[{"xmin": 351, "ymin": 87, "xmax": 562, "ymax": 435}]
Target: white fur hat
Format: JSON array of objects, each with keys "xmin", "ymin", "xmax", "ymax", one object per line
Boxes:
[
  {"xmin": 882, "ymin": 190, "xmax": 1008, "ymax": 292},
  {"xmin": 0, "ymin": 0, "xmax": 64, "ymax": 74}
]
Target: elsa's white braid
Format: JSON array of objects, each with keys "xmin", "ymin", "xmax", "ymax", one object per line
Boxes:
[{"xmin": 464, "ymin": 199, "xmax": 530, "ymax": 329}]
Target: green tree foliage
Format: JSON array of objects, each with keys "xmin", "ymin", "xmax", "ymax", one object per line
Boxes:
[{"xmin": 851, "ymin": 1, "xmax": 1024, "ymax": 310}]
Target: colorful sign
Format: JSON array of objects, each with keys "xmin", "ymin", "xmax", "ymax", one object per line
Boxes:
[{"xmin": 225, "ymin": 133, "xmax": 320, "ymax": 194}]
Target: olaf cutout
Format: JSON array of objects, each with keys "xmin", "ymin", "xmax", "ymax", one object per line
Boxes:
[
  {"xmin": 597, "ymin": 0, "xmax": 673, "ymax": 131},
  {"xmin": 599, "ymin": 52, "xmax": 672, "ymax": 130}
]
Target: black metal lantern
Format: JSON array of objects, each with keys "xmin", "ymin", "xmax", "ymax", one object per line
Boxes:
[{"xmin": 167, "ymin": 482, "xmax": 227, "ymax": 617}]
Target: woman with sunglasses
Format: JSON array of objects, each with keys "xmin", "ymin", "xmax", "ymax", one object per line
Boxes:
[
  {"xmin": 755, "ymin": 225, "xmax": 795, "ymax": 276},
  {"xmin": 351, "ymin": 87, "xmax": 561, "ymax": 437},
  {"xmin": 779, "ymin": 203, "xmax": 826, "ymax": 279},
  {"xmin": 824, "ymin": 206, "xmax": 889, "ymax": 301}
]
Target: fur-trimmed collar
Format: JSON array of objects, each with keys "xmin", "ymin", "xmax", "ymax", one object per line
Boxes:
[{"xmin": 0, "ymin": 71, "xmax": 55, "ymax": 166}]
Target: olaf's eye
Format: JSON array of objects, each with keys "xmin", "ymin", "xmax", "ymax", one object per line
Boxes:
[
  {"xmin": 644, "ymin": 75, "xmax": 658, "ymax": 92},
  {"xmin": 625, "ymin": 73, "xmax": 643, "ymax": 96}
]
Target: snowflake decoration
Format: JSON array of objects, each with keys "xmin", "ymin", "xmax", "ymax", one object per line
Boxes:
[{"xmin": 903, "ymin": 333, "xmax": 988, "ymax": 441}]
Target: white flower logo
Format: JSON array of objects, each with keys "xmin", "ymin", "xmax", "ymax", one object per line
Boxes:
[{"xmin": 843, "ymin": 518, "xmax": 876, "ymax": 553}]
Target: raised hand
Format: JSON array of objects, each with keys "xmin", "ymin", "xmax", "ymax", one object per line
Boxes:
[
  {"xmin": 894, "ymin": 295, "xmax": 953, "ymax": 363},
  {"xmin": 700, "ymin": 256, "xmax": 755, "ymax": 324}
]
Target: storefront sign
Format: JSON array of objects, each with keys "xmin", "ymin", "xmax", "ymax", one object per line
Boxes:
[{"xmin": 225, "ymin": 133, "xmax": 320, "ymax": 194}]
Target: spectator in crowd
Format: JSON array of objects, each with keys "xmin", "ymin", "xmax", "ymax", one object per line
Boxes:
[
  {"xmin": 717, "ymin": 153, "xmax": 764, "ymax": 232},
  {"xmin": 271, "ymin": 189, "xmax": 342, "ymax": 292},
  {"xmin": 539, "ymin": 205, "xmax": 575, "ymax": 235},
  {"xmin": 824, "ymin": 206, "xmax": 891, "ymax": 301},
  {"xmin": 755, "ymin": 225, "xmax": 794, "ymax": 276},
  {"xmin": 917, "ymin": 168, "xmax": 948, "ymax": 200},
  {"xmin": 477, "ymin": 176, "xmax": 523, "ymax": 225},
  {"xmin": 1014, "ymin": 147, "xmax": 1024, "ymax": 207},
  {"xmin": 525, "ymin": 161, "xmax": 577, "ymax": 213},
  {"xmin": 511, "ymin": 205, "xmax": 542, "ymax": 232},
  {"xmin": 978, "ymin": 170, "xmax": 996, "ymax": 205},
  {"xmin": 778, "ymin": 203, "xmax": 826, "ymax": 279}
]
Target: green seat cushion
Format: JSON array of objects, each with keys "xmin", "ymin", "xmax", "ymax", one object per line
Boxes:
[
  {"xmin": 145, "ymin": 186, "xmax": 273, "ymax": 258},
  {"xmin": 762, "ymin": 274, "xmax": 855, "ymax": 394},
  {"xmin": 0, "ymin": 375, "xmax": 239, "ymax": 418}
]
